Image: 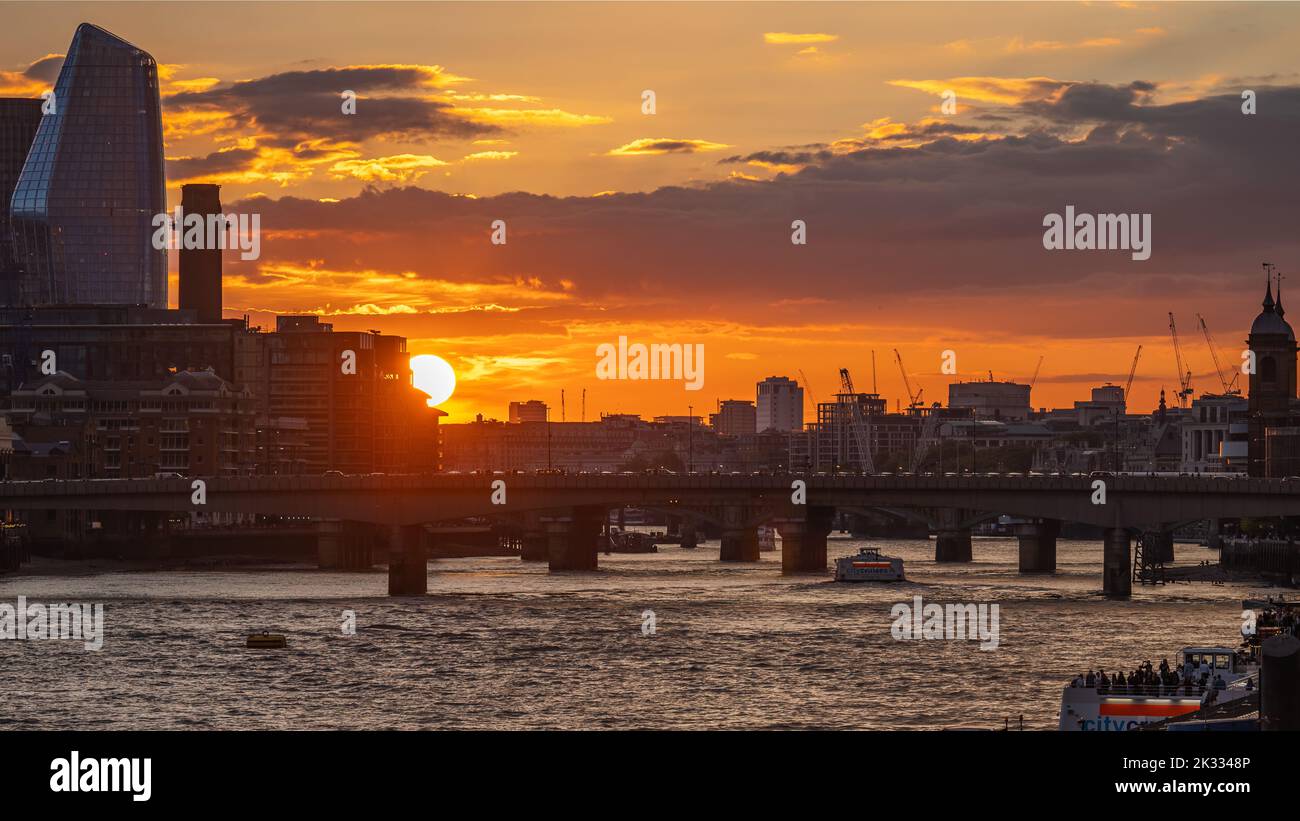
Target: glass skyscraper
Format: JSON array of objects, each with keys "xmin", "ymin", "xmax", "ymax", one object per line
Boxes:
[
  {"xmin": 9, "ymin": 23, "xmax": 166, "ymax": 307},
  {"xmin": 0, "ymin": 97, "xmax": 43, "ymax": 306}
]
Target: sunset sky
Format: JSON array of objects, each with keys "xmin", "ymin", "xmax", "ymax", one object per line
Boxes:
[{"xmin": 3, "ymin": 1, "xmax": 1298, "ymax": 421}]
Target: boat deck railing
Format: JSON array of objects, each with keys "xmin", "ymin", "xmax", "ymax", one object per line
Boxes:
[{"xmin": 1074, "ymin": 675, "xmax": 1257, "ymax": 698}]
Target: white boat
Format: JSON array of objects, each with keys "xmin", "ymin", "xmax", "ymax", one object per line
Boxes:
[
  {"xmin": 834, "ymin": 547, "xmax": 905, "ymax": 582},
  {"xmin": 757, "ymin": 525, "xmax": 777, "ymax": 552},
  {"xmin": 1058, "ymin": 646, "xmax": 1259, "ymax": 731}
]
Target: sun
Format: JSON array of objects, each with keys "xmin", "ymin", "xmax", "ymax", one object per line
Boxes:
[{"xmin": 410, "ymin": 354, "xmax": 456, "ymax": 407}]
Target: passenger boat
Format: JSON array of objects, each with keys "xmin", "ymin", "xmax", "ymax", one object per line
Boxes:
[
  {"xmin": 757, "ymin": 525, "xmax": 777, "ymax": 552},
  {"xmin": 1058, "ymin": 647, "xmax": 1256, "ymax": 731},
  {"xmin": 606, "ymin": 527, "xmax": 658, "ymax": 553},
  {"xmin": 1056, "ymin": 596, "xmax": 1300, "ymax": 731},
  {"xmin": 833, "ymin": 546, "xmax": 905, "ymax": 582},
  {"xmin": 246, "ymin": 633, "xmax": 287, "ymax": 649}
]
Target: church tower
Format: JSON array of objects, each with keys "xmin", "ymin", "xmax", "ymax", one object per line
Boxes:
[{"xmin": 1246, "ymin": 266, "xmax": 1298, "ymax": 475}]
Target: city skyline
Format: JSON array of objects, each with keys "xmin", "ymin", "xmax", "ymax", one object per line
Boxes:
[{"xmin": 1, "ymin": 3, "xmax": 1297, "ymax": 420}]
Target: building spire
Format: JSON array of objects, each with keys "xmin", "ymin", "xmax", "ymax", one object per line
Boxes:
[
  {"xmin": 1264, "ymin": 262, "xmax": 1276, "ymax": 311},
  {"xmin": 1278, "ymin": 271, "xmax": 1286, "ymax": 319}
]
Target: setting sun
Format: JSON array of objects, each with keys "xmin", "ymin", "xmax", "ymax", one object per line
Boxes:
[{"xmin": 410, "ymin": 353, "xmax": 456, "ymax": 407}]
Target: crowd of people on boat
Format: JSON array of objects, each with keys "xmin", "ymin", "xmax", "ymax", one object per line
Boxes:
[
  {"xmin": 1254, "ymin": 606, "xmax": 1300, "ymax": 638},
  {"xmin": 1069, "ymin": 657, "xmax": 1240, "ymax": 696}
]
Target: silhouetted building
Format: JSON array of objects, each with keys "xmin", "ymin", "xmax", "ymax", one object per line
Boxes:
[
  {"xmin": 710, "ymin": 399, "xmax": 756, "ymax": 436},
  {"xmin": 9, "ymin": 23, "xmax": 166, "ymax": 307},
  {"xmin": 3, "ymin": 370, "xmax": 257, "ymax": 478},
  {"xmin": 235, "ymin": 316, "xmax": 441, "ymax": 474},
  {"xmin": 1182, "ymin": 394, "xmax": 1248, "ymax": 474},
  {"xmin": 1246, "ymin": 277, "xmax": 1299, "ymax": 476},
  {"xmin": 810, "ymin": 392, "xmax": 920, "ymax": 472},
  {"xmin": 0, "ymin": 305, "xmax": 235, "ymax": 393},
  {"xmin": 948, "ymin": 379, "xmax": 1032, "ymax": 421},
  {"xmin": 1074, "ymin": 384, "xmax": 1126, "ymax": 427},
  {"xmin": 0, "ymin": 98, "xmax": 42, "ymax": 305},
  {"xmin": 178, "ymin": 184, "xmax": 223, "ymax": 323},
  {"xmin": 508, "ymin": 400, "xmax": 548, "ymax": 423}
]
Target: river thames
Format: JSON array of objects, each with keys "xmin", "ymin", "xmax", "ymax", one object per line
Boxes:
[{"xmin": 0, "ymin": 537, "xmax": 1267, "ymax": 730}]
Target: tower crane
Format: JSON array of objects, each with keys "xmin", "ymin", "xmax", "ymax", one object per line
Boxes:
[
  {"xmin": 838, "ymin": 367, "xmax": 875, "ymax": 473},
  {"xmin": 798, "ymin": 368, "xmax": 816, "ymax": 415},
  {"xmin": 893, "ymin": 349, "xmax": 923, "ymax": 409},
  {"xmin": 1029, "ymin": 356, "xmax": 1044, "ymax": 389},
  {"xmin": 1168, "ymin": 312, "xmax": 1194, "ymax": 408},
  {"xmin": 1124, "ymin": 345, "xmax": 1142, "ymax": 404},
  {"xmin": 1195, "ymin": 314, "xmax": 1240, "ymax": 395}
]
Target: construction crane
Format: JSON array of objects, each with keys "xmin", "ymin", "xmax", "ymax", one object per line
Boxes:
[
  {"xmin": 798, "ymin": 368, "xmax": 817, "ymax": 415},
  {"xmin": 1124, "ymin": 345, "xmax": 1142, "ymax": 404},
  {"xmin": 1168, "ymin": 312, "xmax": 1194, "ymax": 408},
  {"xmin": 1029, "ymin": 356, "xmax": 1044, "ymax": 389},
  {"xmin": 1196, "ymin": 314, "xmax": 1241, "ymax": 395},
  {"xmin": 893, "ymin": 349, "xmax": 923, "ymax": 409},
  {"xmin": 839, "ymin": 367, "xmax": 875, "ymax": 473}
]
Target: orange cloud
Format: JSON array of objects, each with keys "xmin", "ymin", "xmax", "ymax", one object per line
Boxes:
[
  {"xmin": 888, "ymin": 76, "xmax": 1072, "ymax": 105},
  {"xmin": 764, "ymin": 32, "xmax": 839, "ymax": 45},
  {"xmin": 328, "ymin": 153, "xmax": 449, "ymax": 182},
  {"xmin": 456, "ymin": 107, "xmax": 611, "ymax": 128},
  {"xmin": 462, "ymin": 150, "xmax": 518, "ymax": 161},
  {"xmin": 606, "ymin": 137, "xmax": 731, "ymax": 156}
]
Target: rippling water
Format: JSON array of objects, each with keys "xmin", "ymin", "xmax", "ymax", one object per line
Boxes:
[{"xmin": 0, "ymin": 537, "xmax": 1271, "ymax": 730}]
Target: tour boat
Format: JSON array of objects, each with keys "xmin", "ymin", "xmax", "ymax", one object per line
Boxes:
[
  {"xmin": 1059, "ymin": 597, "xmax": 1299, "ymax": 731},
  {"xmin": 757, "ymin": 525, "xmax": 777, "ymax": 552},
  {"xmin": 605, "ymin": 527, "xmax": 658, "ymax": 553},
  {"xmin": 833, "ymin": 546, "xmax": 905, "ymax": 582},
  {"xmin": 1057, "ymin": 647, "xmax": 1258, "ymax": 731}
]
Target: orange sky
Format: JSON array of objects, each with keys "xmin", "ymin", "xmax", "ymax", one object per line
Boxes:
[{"xmin": 3, "ymin": 1, "xmax": 1298, "ymax": 421}]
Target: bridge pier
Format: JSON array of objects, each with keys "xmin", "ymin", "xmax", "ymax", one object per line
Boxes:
[
  {"xmin": 1103, "ymin": 527, "xmax": 1131, "ymax": 598},
  {"xmin": 1014, "ymin": 519, "xmax": 1059, "ymax": 573},
  {"xmin": 543, "ymin": 506, "xmax": 603, "ymax": 571},
  {"xmin": 776, "ymin": 507, "xmax": 832, "ymax": 573},
  {"xmin": 680, "ymin": 519, "xmax": 699, "ymax": 550},
  {"xmin": 719, "ymin": 506, "xmax": 759, "ymax": 561},
  {"xmin": 1207, "ymin": 518, "xmax": 1223, "ymax": 550},
  {"xmin": 387, "ymin": 523, "xmax": 427, "ymax": 595},
  {"xmin": 317, "ymin": 519, "xmax": 343, "ymax": 568},
  {"xmin": 520, "ymin": 512, "xmax": 548, "ymax": 561},
  {"xmin": 719, "ymin": 528, "xmax": 759, "ymax": 561},
  {"xmin": 318, "ymin": 520, "xmax": 376, "ymax": 570},
  {"xmin": 934, "ymin": 529, "xmax": 972, "ymax": 562}
]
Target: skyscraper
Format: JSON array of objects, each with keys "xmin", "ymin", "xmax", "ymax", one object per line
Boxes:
[
  {"xmin": 0, "ymin": 98, "xmax": 43, "ymax": 305},
  {"xmin": 9, "ymin": 23, "xmax": 166, "ymax": 307}
]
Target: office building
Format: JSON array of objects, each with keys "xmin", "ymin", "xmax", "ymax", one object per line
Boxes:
[
  {"xmin": 0, "ymin": 98, "xmax": 42, "ymax": 305},
  {"xmin": 508, "ymin": 400, "xmax": 549, "ymax": 423},
  {"xmin": 948, "ymin": 379, "xmax": 1032, "ymax": 421},
  {"xmin": 710, "ymin": 399, "xmax": 756, "ymax": 436},
  {"xmin": 9, "ymin": 23, "xmax": 167, "ymax": 307},
  {"xmin": 757, "ymin": 376, "xmax": 803, "ymax": 432},
  {"xmin": 235, "ymin": 316, "xmax": 441, "ymax": 474}
]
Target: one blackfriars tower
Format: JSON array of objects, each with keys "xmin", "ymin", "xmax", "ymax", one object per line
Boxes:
[
  {"xmin": 0, "ymin": 98, "xmax": 43, "ymax": 306},
  {"xmin": 8, "ymin": 23, "xmax": 166, "ymax": 307}
]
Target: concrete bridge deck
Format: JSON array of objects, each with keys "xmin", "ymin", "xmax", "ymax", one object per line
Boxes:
[{"xmin": 3, "ymin": 472, "xmax": 1293, "ymax": 597}]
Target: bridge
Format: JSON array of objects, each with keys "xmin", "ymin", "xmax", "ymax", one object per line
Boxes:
[{"xmin": 4, "ymin": 473, "xmax": 1296, "ymax": 597}]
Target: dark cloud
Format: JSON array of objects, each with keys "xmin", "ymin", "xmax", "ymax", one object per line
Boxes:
[
  {"xmin": 167, "ymin": 66, "xmax": 499, "ymax": 144},
  {"xmin": 719, "ymin": 148, "xmax": 834, "ymax": 165},
  {"xmin": 166, "ymin": 147, "xmax": 260, "ymax": 180},
  {"xmin": 227, "ymin": 82, "xmax": 1300, "ymax": 338},
  {"xmin": 24, "ymin": 54, "xmax": 63, "ymax": 82}
]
